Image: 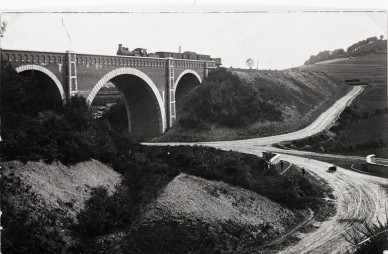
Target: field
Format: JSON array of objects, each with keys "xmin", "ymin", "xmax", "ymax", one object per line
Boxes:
[{"xmin": 298, "ymin": 51, "xmax": 387, "ymax": 82}]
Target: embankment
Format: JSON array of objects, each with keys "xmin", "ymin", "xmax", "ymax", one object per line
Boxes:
[
  {"xmin": 155, "ymin": 69, "xmax": 351, "ymax": 142},
  {"xmin": 112, "ymin": 173, "xmax": 309, "ymax": 253}
]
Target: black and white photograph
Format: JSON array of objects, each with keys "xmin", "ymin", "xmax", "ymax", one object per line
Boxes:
[{"xmin": 0, "ymin": 1, "xmax": 387, "ymax": 253}]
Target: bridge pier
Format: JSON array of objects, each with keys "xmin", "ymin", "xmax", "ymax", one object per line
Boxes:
[
  {"xmin": 167, "ymin": 57, "xmax": 176, "ymax": 128},
  {"xmin": 66, "ymin": 51, "xmax": 78, "ymax": 99}
]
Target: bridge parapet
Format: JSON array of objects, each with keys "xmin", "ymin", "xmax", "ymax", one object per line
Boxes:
[
  {"xmin": 75, "ymin": 53, "xmax": 213, "ymax": 69},
  {"xmin": 2, "ymin": 49, "xmax": 215, "ymax": 68},
  {"xmin": 1, "ymin": 49, "xmax": 66, "ymax": 65}
]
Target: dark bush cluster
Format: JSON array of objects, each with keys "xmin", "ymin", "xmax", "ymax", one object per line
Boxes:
[
  {"xmin": 1, "ymin": 171, "xmax": 70, "ymax": 254},
  {"xmin": 101, "ymin": 98, "xmax": 129, "ymax": 135},
  {"xmin": 178, "ymin": 68, "xmax": 283, "ymax": 129},
  {"xmin": 1, "ymin": 62, "xmax": 116, "ymax": 165},
  {"xmin": 304, "ymin": 48, "xmax": 348, "ymax": 65},
  {"xmin": 1, "ymin": 97, "xmax": 117, "ymax": 164}
]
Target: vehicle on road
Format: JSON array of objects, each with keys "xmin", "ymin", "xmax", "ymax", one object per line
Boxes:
[{"xmin": 328, "ymin": 166, "xmax": 337, "ymax": 173}]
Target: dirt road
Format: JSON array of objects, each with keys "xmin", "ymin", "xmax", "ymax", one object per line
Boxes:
[
  {"xmin": 215, "ymin": 148, "xmax": 388, "ymax": 253},
  {"xmin": 275, "ymin": 155, "xmax": 388, "ymax": 254},
  {"xmin": 147, "ymin": 85, "xmax": 388, "ymax": 253}
]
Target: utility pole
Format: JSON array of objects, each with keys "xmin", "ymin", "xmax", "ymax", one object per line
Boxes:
[{"xmin": 256, "ymin": 58, "xmax": 259, "ymax": 70}]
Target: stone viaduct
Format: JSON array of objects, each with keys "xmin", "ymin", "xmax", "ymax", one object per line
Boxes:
[{"xmin": 1, "ymin": 49, "xmax": 218, "ymax": 137}]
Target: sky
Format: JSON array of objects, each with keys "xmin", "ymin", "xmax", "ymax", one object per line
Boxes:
[{"xmin": 1, "ymin": 3, "xmax": 387, "ymax": 69}]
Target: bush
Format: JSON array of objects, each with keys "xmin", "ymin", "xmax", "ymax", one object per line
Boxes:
[
  {"xmin": 102, "ymin": 98, "xmax": 129, "ymax": 134},
  {"xmin": 1, "ymin": 61, "xmax": 63, "ymax": 117},
  {"xmin": 76, "ymin": 186, "xmax": 113, "ymax": 237},
  {"xmin": 178, "ymin": 68, "xmax": 283, "ymax": 129},
  {"xmin": 1, "ymin": 95, "xmax": 116, "ymax": 164},
  {"xmin": 1, "ymin": 61, "xmax": 117, "ymax": 165},
  {"xmin": 1, "ymin": 183, "xmax": 70, "ymax": 254},
  {"xmin": 2, "ymin": 206, "xmax": 68, "ymax": 254}
]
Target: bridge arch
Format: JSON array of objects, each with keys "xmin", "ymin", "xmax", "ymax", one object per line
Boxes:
[
  {"xmin": 174, "ymin": 70, "xmax": 202, "ymax": 115},
  {"xmin": 15, "ymin": 64, "xmax": 66, "ymax": 102},
  {"xmin": 174, "ymin": 69, "xmax": 202, "ymax": 90},
  {"xmin": 87, "ymin": 67, "xmax": 167, "ymax": 136}
]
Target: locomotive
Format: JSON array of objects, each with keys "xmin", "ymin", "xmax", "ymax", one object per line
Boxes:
[{"xmin": 117, "ymin": 44, "xmax": 222, "ymax": 67}]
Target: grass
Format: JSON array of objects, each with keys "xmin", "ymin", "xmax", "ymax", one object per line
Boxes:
[
  {"xmin": 299, "ymin": 51, "xmax": 387, "ymax": 81},
  {"xmin": 342, "ymin": 114, "xmax": 388, "ymax": 146},
  {"xmin": 351, "ymin": 83, "xmax": 387, "ymax": 114}
]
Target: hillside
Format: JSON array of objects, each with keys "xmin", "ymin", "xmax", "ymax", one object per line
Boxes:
[
  {"xmin": 1, "ymin": 159, "xmax": 121, "ymax": 215},
  {"xmin": 282, "ymin": 50, "xmax": 387, "ymax": 158},
  {"xmin": 299, "ymin": 51, "xmax": 387, "ymax": 82},
  {"xmin": 91, "ymin": 173, "xmax": 309, "ymax": 253},
  {"xmin": 1, "ymin": 160, "xmax": 121, "ymax": 253},
  {"xmin": 155, "ymin": 69, "xmax": 351, "ymax": 142},
  {"xmin": 304, "ymin": 37, "xmax": 386, "ymax": 65},
  {"xmin": 1, "ymin": 147, "xmax": 333, "ymax": 253}
]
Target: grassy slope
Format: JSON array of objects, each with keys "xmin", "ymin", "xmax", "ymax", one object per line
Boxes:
[
  {"xmin": 283, "ymin": 51, "xmax": 388, "ymax": 158},
  {"xmin": 112, "ymin": 173, "xmax": 308, "ymax": 253},
  {"xmin": 1, "ymin": 160, "xmax": 121, "ymax": 217},
  {"xmin": 155, "ymin": 70, "xmax": 351, "ymax": 142},
  {"xmin": 1, "ymin": 160, "xmax": 122, "ymax": 252}
]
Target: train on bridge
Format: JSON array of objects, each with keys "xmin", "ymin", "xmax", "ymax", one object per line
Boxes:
[{"xmin": 117, "ymin": 44, "xmax": 222, "ymax": 67}]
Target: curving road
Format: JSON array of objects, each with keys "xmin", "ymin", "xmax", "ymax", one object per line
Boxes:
[{"xmin": 146, "ymin": 85, "xmax": 388, "ymax": 253}]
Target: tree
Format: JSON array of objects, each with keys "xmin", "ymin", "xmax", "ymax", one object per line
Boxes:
[
  {"xmin": 0, "ymin": 19, "xmax": 6, "ymax": 37},
  {"xmin": 380, "ymin": 35, "xmax": 384, "ymax": 40},
  {"xmin": 76, "ymin": 186, "xmax": 113, "ymax": 236},
  {"xmin": 246, "ymin": 58, "xmax": 254, "ymax": 69}
]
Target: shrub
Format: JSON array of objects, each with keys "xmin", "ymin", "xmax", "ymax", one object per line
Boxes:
[
  {"xmin": 1, "ymin": 183, "xmax": 70, "ymax": 254},
  {"xmin": 102, "ymin": 98, "xmax": 129, "ymax": 134},
  {"xmin": 76, "ymin": 186, "xmax": 113, "ymax": 237},
  {"xmin": 1, "ymin": 82, "xmax": 116, "ymax": 164},
  {"xmin": 178, "ymin": 69, "xmax": 283, "ymax": 129},
  {"xmin": 1, "ymin": 61, "xmax": 63, "ymax": 117}
]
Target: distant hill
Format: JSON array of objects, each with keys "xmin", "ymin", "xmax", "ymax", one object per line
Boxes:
[
  {"xmin": 304, "ymin": 36, "xmax": 386, "ymax": 65},
  {"xmin": 299, "ymin": 52, "xmax": 387, "ymax": 82}
]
